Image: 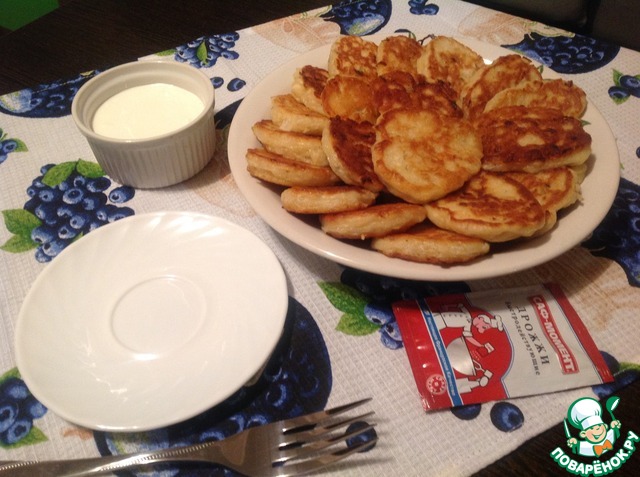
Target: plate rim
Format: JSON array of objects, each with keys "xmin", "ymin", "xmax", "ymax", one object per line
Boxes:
[
  {"xmin": 228, "ymin": 35, "xmax": 620, "ymax": 281},
  {"xmin": 15, "ymin": 211, "xmax": 288, "ymax": 431}
]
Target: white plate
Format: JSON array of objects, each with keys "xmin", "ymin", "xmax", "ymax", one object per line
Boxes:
[
  {"xmin": 15, "ymin": 212, "xmax": 288, "ymax": 431},
  {"xmin": 228, "ymin": 37, "xmax": 620, "ymax": 281}
]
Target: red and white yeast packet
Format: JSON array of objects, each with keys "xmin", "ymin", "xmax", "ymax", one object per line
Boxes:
[{"xmin": 393, "ymin": 283, "xmax": 613, "ymax": 411}]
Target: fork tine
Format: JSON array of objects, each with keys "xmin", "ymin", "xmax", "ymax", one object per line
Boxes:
[
  {"xmin": 275, "ymin": 437, "xmax": 379, "ymax": 477},
  {"xmin": 275, "ymin": 422, "xmax": 377, "ymax": 464},
  {"xmin": 279, "ymin": 411, "xmax": 375, "ymax": 447},
  {"xmin": 280, "ymin": 397, "xmax": 372, "ymax": 433}
]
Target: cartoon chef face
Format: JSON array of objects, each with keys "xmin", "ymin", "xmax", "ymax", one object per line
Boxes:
[
  {"xmin": 568, "ymin": 397, "xmax": 609, "ymax": 443},
  {"xmin": 472, "ymin": 314, "xmax": 503, "ymax": 333},
  {"xmin": 581, "ymin": 422, "xmax": 609, "ymax": 444}
]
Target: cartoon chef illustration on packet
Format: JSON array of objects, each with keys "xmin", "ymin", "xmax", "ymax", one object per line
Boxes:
[
  {"xmin": 566, "ymin": 397, "xmax": 621, "ymax": 457},
  {"xmin": 432, "ymin": 301, "xmax": 505, "ymax": 393}
]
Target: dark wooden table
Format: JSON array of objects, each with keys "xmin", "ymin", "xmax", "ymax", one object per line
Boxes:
[{"xmin": 1, "ymin": 1, "xmax": 638, "ymax": 475}]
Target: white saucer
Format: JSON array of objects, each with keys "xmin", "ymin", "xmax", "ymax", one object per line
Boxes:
[{"xmin": 15, "ymin": 212, "xmax": 288, "ymax": 431}]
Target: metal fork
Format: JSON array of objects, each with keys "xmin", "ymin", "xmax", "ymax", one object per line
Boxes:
[{"xmin": 0, "ymin": 398, "xmax": 376, "ymax": 476}]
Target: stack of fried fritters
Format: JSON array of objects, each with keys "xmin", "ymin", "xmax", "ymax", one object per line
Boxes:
[{"xmin": 246, "ymin": 35, "xmax": 591, "ymax": 265}]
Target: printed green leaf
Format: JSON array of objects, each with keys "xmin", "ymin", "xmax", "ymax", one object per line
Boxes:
[
  {"xmin": 196, "ymin": 41, "xmax": 208, "ymax": 64},
  {"xmin": 156, "ymin": 48, "xmax": 176, "ymax": 56},
  {"xmin": 76, "ymin": 159, "xmax": 104, "ymax": 178},
  {"xmin": 0, "ymin": 426, "xmax": 48, "ymax": 449},
  {"xmin": 612, "ymin": 69, "xmax": 623, "ymax": 86},
  {"xmin": 42, "ymin": 161, "xmax": 77, "ymax": 186},
  {"xmin": 318, "ymin": 282, "xmax": 368, "ymax": 316},
  {"xmin": 336, "ymin": 313, "xmax": 380, "ymax": 336},
  {"xmin": 619, "ymin": 361, "xmax": 640, "ymax": 372},
  {"xmin": 13, "ymin": 138, "xmax": 28, "ymax": 153},
  {"xmin": 0, "ymin": 367, "xmax": 20, "ymax": 382},
  {"xmin": 2, "ymin": 209, "xmax": 41, "ymax": 235},
  {"xmin": 1, "ymin": 233, "xmax": 38, "ymax": 253},
  {"xmin": 611, "ymin": 96, "xmax": 629, "ymax": 105}
]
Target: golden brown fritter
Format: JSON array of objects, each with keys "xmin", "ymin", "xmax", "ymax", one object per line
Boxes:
[
  {"xmin": 321, "ymin": 75, "xmax": 377, "ymax": 123},
  {"xmin": 328, "ymin": 35, "xmax": 378, "ymax": 78},
  {"xmin": 476, "ymin": 106, "xmax": 592, "ymax": 173},
  {"xmin": 376, "ymin": 35, "xmax": 422, "ymax": 78},
  {"xmin": 425, "ymin": 171, "xmax": 547, "ymax": 242},
  {"xmin": 372, "ymin": 108, "xmax": 482, "ymax": 203},
  {"xmin": 271, "ymin": 94, "xmax": 329, "ymax": 135},
  {"xmin": 252, "ymin": 120, "xmax": 328, "ymax": 166},
  {"xmin": 483, "ymin": 79, "xmax": 588, "ymax": 118},
  {"xmin": 246, "ymin": 148, "xmax": 341, "ymax": 187},
  {"xmin": 291, "ymin": 65, "xmax": 329, "ymax": 114},
  {"xmin": 461, "ymin": 54, "xmax": 543, "ymax": 120},
  {"xmin": 320, "ymin": 203, "xmax": 427, "ymax": 240},
  {"xmin": 416, "ymin": 36, "xmax": 485, "ymax": 98},
  {"xmin": 321, "ymin": 117, "xmax": 384, "ymax": 192},
  {"xmin": 372, "ymin": 224, "xmax": 490, "ymax": 264},
  {"xmin": 281, "ymin": 186, "xmax": 378, "ymax": 214}
]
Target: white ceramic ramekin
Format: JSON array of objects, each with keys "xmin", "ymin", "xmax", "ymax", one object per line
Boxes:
[{"xmin": 71, "ymin": 60, "xmax": 215, "ymax": 188}]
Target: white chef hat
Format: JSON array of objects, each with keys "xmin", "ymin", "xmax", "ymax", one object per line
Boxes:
[
  {"xmin": 568, "ymin": 397, "xmax": 604, "ymax": 431},
  {"xmin": 479, "ymin": 314, "xmax": 504, "ymax": 331}
]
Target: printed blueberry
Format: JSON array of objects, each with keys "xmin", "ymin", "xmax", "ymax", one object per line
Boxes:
[
  {"xmin": 0, "ymin": 400, "xmax": 19, "ymax": 433},
  {"xmin": 72, "ymin": 175, "xmax": 86, "ymax": 187},
  {"xmin": 619, "ymin": 75, "xmax": 640, "ymax": 96},
  {"xmin": 504, "ymin": 32, "xmax": 619, "ymax": 74},
  {"xmin": 320, "ymin": 0, "xmax": 391, "ymax": 35},
  {"xmin": 636, "ymin": 147, "xmax": 640, "ymax": 159},
  {"xmin": 86, "ymin": 176, "xmax": 111, "ymax": 193},
  {"xmin": 69, "ymin": 212, "xmax": 90, "ymax": 230},
  {"xmin": 21, "ymin": 395, "xmax": 47, "ymax": 420},
  {"xmin": 245, "ymin": 413, "xmax": 270, "ymax": 429},
  {"xmin": 82, "ymin": 192, "xmax": 107, "ymax": 211},
  {"xmin": 175, "ymin": 32, "xmax": 240, "ymax": 68},
  {"xmin": 227, "ymin": 78, "xmax": 246, "ymax": 92},
  {"xmin": 34, "ymin": 247, "xmax": 51, "ymax": 263},
  {"xmin": 592, "ymin": 369, "xmax": 640, "ymax": 399},
  {"xmin": 0, "ymin": 378, "xmax": 29, "ymax": 401},
  {"xmin": 409, "ymin": 0, "xmax": 439, "ymax": 15},
  {"xmin": 95, "ymin": 205, "xmax": 117, "ymax": 222},
  {"xmin": 451, "ymin": 403, "xmax": 482, "ymax": 420},
  {"xmin": 63, "ymin": 187, "xmax": 84, "ymax": 204},
  {"xmin": 212, "ymin": 77, "xmax": 224, "ymax": 88},
  {"xmin": 1, "ymin": 139, "xmax": 18, "ymax": 154},
  {"xmin": 37, "ymin": 188, "xmax": 61, "ymax": 203},
  {"xmin": 608, "ymin": 85, "xmax": 630, "ymax": 100},
  {"xmin": 600, "ymin": 351, "xmax": 620, "ymax": 374},
  {"xmin": 108, "ymin": 186, "xmax": 135, "ymax": 203},
  {"xmin": 41, "ymin": 239, "xmax": 66, "ymax": 258},
  {"xmin": 26, "ymin": 184, "xmax": 42, "ymax": 198},
  {"xmin": 364, "ymin": 302, "xmax": 394, "ymax": 325},
  {"xmin": 382, "ymin": 320, "xmax": 402, "ymax": 341},
  {"xmin": 57, "ymin": 223, "xmax": 78, "ymax": 240},
  {"xmin": 56, "ymin": 203, "xmax": 78, "ymax": 219},
  {"xmin": 31, "ymin": 225, "xmax": 56, "ymax": 244},
  {"xmin": 264, "ymin": 383, "xmax": 293, "ymax": 411},
  {"xmin": 34, "ymin": 202, "xmax": 58, "ymax": 224},
  {"xmin": 0, "ymin": 418, "xmax": 33, "ymax": 445},
  {"xmin": 108, "ymin": 206, "xmax": 134, "ymax": 222},
  {"xmin": 490, "ymin": 402, "xmax": 524, "ymax": 432},
  {"xmin": 0, "ymin": 72, "xmax": 99, "ymax": 118},
  {"xmin": 345, "ymin": 421, "xmax": 377, "ymax": 452},
  {"xmin": 0, "ymin": 154, "xmax": 6, "ymax": 165},
  {"xmin": 379, "ymin": 326, "xmax": 403, "ymax": 349},
  {"xmin": 39, "ymin": 163, "xmax": 55, "ymax": 175}
]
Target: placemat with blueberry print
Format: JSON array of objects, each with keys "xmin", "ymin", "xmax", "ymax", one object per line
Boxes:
[{"xmin": 1, "ymin": 0, "xmax": 639, "ymax": 475}]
